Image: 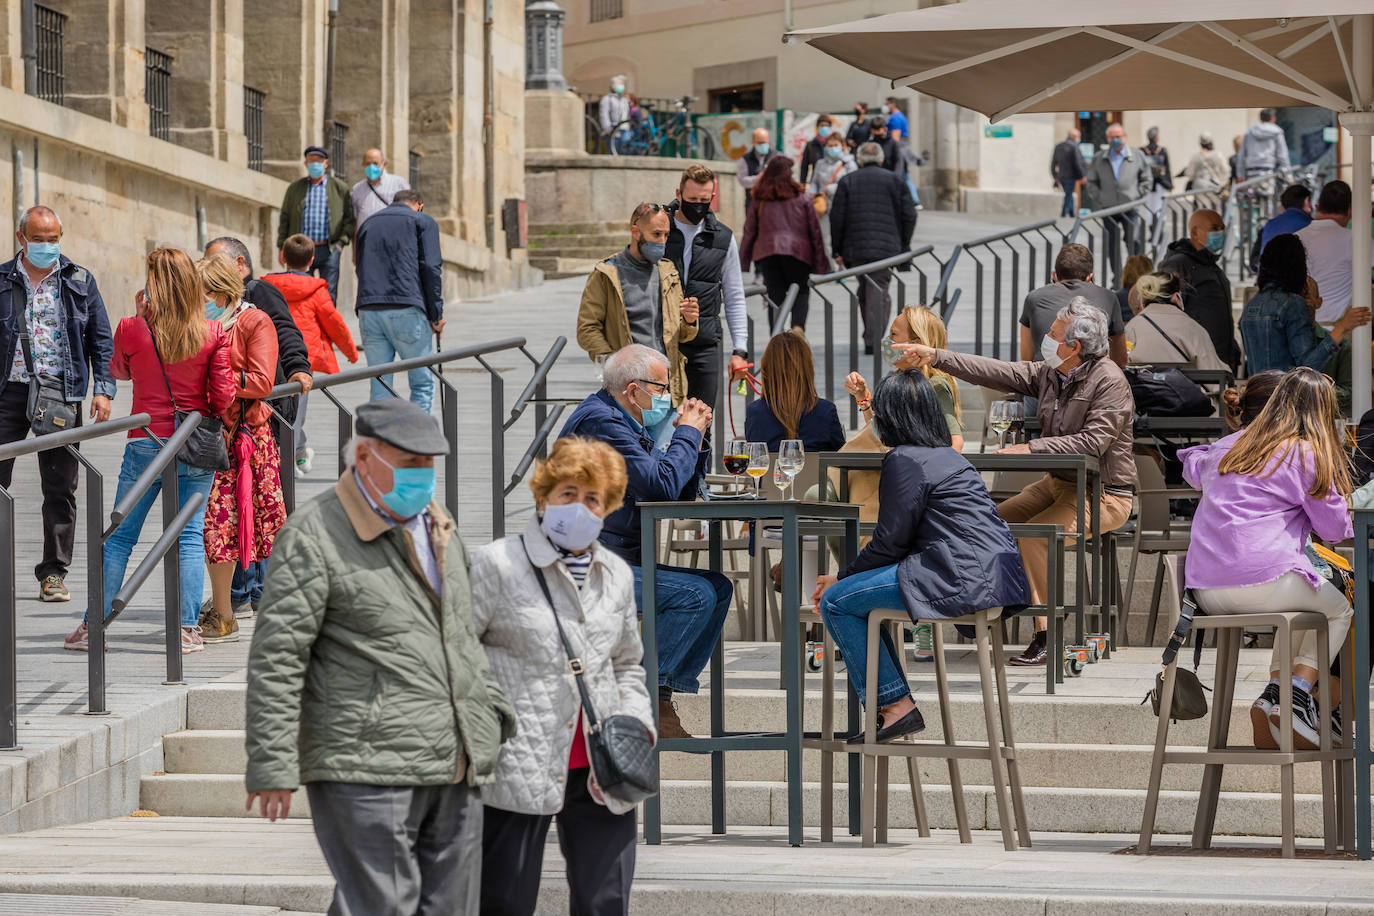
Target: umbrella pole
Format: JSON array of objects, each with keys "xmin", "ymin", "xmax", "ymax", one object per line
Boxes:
[{"xmin": 1348, "ymin": 15, "xmax": 1373, "ymax": 421}]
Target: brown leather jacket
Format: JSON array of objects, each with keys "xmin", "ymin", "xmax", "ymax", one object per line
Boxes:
[
  {"xmin": 933, "ymin": 350, "xmax": 1137, "ymax": 490},
  {"xmin": 222, "ymin": 306, "xmax": 279, "ymax": 429}
]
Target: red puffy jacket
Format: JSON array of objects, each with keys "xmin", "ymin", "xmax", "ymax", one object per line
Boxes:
[
  {"xmin": 110, "ymin": 317, "xmax": 234, "ymax": 439},
  {"xmin": 260, "ymin": 271, "xmax": 359, "ymax": 374}
]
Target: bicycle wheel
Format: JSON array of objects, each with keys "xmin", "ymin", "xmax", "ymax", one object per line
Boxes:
[
  {"xmin": 584, "ymin": 116, "xmax": 610, "ymax": 155},
  {"xmin": 611, "ymin": 120, "xmax": 648, "ymax": 156},
  {"xmin": 696, "ymin": 126, "xmax": 717, "ymax": 161}
]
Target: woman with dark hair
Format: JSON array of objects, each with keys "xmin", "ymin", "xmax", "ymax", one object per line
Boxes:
[
  {"xmin": 1239, "ymin": 233, "xmax": 1370, "ymax": 376},
  {"xmin": 813, "ymin": 370, "xmax": 1030, "ymax": 743},
  {"xmin": 744, "ymin": 331, "xmax": 845, "ymax": 451},
  {"xmin": 739, "ymin": 155, "xmax": 829, "ymax": 332}
]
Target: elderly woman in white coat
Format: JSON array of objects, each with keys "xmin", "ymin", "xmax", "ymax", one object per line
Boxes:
[{"xmin": 473, "ymin": 435, "xmax": 654, "ymax": 916}]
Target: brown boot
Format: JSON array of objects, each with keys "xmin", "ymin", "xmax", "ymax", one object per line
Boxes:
[{"xmin": 658, "ymin": 699, "xmax": 692, "ymax": 739}]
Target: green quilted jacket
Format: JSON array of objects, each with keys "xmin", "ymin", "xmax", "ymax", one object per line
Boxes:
[{"xmin": 244, "ymin": 472, "xmax": 516, "ymax": 793}]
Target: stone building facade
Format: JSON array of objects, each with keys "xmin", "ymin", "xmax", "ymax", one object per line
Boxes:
[{"xmin": 0, "ymin": 0, "xmax": 533, "ymax": 322}]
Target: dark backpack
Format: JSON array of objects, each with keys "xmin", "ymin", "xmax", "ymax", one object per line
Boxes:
[{"xmin": 1124, "ymin": 365, "xmax": 1213, "ymax": 418}]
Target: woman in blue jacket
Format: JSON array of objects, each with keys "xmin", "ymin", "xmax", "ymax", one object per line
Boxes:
[
  {"xmin": 744, "ymin": 331, "xmax": 845, "ymax": 452},
  {"xmin": 813, "ymin": 369, "xmax": 1030, "ymax": 743}
]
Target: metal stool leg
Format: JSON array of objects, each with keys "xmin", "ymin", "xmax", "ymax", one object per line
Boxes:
[
  {"xmin": 1317, "ymin": 621, "xmax": 1336, "ymax": 855},
  {"xmin": 1275, "ymin": 620, "xmax": 1296, "ymax": 859},
  {"xmin": 990, "ymin": 612, "xmax": 1031, "ymax": 847},
  {"xmin": 931, "ymin": 620, "xmax": 970, "ymax": 842},
  {"xmin": 974, "ymin": 619, "xmax": 1015, "ymax": 851},
  {"xmin": 1194, "ymin": 626, "xmax": 1239, "ymax": 848},
  {"xmin": 860, "ymin": 613, "xmax": 883, "ymax": 848}
]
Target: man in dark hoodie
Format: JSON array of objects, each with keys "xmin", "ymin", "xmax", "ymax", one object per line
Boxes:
[{"xmin": 1159, "ymin": 209, "xmax": 1238, "ymax": 370}]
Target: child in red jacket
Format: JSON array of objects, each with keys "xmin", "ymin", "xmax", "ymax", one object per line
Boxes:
[{"xmin": 262, "ymin": 234, "xmax": 359, "ymax": 476}]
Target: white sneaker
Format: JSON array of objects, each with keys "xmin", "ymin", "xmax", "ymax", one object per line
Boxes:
[{"xmin": 295, "ymin": 446, "xmax": 314, "ymax": 478}]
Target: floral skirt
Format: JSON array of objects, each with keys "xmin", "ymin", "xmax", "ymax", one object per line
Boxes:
[{"xmin": 203, "ymin": 424, "xmax": 286, "ymax": 565}]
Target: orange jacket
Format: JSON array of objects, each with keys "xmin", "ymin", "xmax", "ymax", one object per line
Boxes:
[
  {"xmin": 261, "ymin": 271, "xmax": 359, "ymax": 374},
  {"xmin": 223, "ymin": 307, "xmax": 279, "ymax": 429}
]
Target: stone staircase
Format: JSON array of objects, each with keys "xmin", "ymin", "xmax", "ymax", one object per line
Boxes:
[
  {"xmin": 527, "ymin": 221, "xmax": 623, "ymax": 279},
  {"xmin": 140, "ymin": 657, "xmax": 1353, "ymax": 838}
]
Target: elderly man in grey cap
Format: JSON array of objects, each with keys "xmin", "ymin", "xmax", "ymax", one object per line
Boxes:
[
  {"xmin": 277, "ymin": 144, "xmax": 355, "ymax": 304},
  {"xmin": 245, "ymin": 398, "xmax": 515, "ymax": 916}
]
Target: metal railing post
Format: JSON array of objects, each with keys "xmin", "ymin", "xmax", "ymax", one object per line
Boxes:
[
  {"xmin": 0, "ymin": 488, "xmax": 16, "ymax": 749},
  {"xmin": 442, "ymin": 380, "xmax": 460, "ymax": 523},
  {"xmin": 86, "ymin": 458, "xmax": 107, "ymax": 714},
  {"xmin": 159, "ymin": 459, "xmax": 183, "ymax": 686},
  {"xmin": 823, "ymin": 293, "xmax": 835, "ymax": 402},
  {"xmin": 489, "ymin": 368, "xmax": 505, "ymax": 538},
  {"xmin": 277, "ymin": 409, "xmax": 297, "ymax": 514},
  {"xmin": 847, "ymin": 283, "xmax": 860, "ymax": 429}
]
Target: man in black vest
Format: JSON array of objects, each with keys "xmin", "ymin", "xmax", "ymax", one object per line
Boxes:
[
  {"xmin": 666, "ymin": 164, "xmax": 750, "ymax": 410},
  {"xmin": 735, "ymin": 128, "xmax": 775, "ymax": 217}
]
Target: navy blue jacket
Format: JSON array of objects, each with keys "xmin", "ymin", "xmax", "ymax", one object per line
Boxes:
[
  {"xmin": 842, "ymin": 445, "xmax": 1030, "ymax": 620},
  {"xmin": 559, "ymin": 389, "xmax": 710, "ymax": 565},
  {"xmin": 354, "ymin": 202, "xmax": 444, "ymax": 322},
  {"xmin": 744, "ymin": 398, "xmax": 846, "ymax": 453},
  {"xmin": 0, "ymin": 254, "xmax": 115, "ymax": 402}
]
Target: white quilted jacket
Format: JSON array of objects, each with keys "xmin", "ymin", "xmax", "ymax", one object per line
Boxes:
[{"xmin": 471, "ymin": 517, "xmax": 654, "ymax": 816}]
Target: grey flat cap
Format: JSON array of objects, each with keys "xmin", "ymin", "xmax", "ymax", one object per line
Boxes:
[
  {"xmin": 303, "ymin": 145, "xmax": 330, "ymax": 159},
  {"xmin": 355, "ymin": 399, "xmax": 449, "ymax": 456}
]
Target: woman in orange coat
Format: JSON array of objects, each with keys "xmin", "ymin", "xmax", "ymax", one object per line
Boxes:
[{"xmin": 195, "ymin": 253, "xmax": 285, "ymax": 645}]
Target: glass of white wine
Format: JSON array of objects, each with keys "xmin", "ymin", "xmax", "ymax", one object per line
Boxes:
[
  {"xmin": 746, "ymin": 442, "xmax": 770, "ymax": 500},
  {"xmin": 989, "ymin": 401, "xmax": 1012, "ymax": 450},
  {"xmin": 777, "ymin": 439, "xmax": 805, "ymax": 501},
  {"xmin": 1004, "ymin": 401, "xmax": 1025, "ymax": 446}
]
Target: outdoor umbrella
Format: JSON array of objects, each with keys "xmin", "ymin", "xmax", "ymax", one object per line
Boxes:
[{"xmin": 786, "ymin": 2, "xmax": 1374, "ymax": 413}]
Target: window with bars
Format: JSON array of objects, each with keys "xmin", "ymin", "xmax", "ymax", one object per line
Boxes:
[
  {"xmin": 409, "ymin": 150, "xmax": 420, "ymax": 189},
  {"xmin": 244, "ymin": 87, "xmax": 265, "ymax": 172},
  {"xmin": 145, "ymin": 48, "xmax": 172, "ymax": 140},
  {"xmin": 328, "ymin": 121, "xmax": 348, "ymax": 181},
  {"xmin": 30, "ymin": 5, "xmax": 66, "ymax": 105},
  {"xmin": 590, "ymin": 0, "xmax": 622, "ymax": 22}
]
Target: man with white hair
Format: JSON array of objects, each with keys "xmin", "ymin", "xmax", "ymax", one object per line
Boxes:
[
  {"xmin": 350, "ymin": 148, "xmax": 411, "ymax": 230},
  {"xmin": 558, "ymin": 344, "xmax": 729, "ymax": 738},
  {"xmin": 599, "ymin": 76, "xmax": 631, "ymax": 153},
  {"xmin": 737, "ymin": 127, "xmax": 776, "ymax": 216},
  {"xmin": 902, "ymin": 299, "xmax": 1137, "ymax": 667}
]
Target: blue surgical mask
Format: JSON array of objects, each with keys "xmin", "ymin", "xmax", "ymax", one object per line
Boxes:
[
  {"xmin": 639, "ymin": 240, "xmax": 665, "ymax": 262},
  {"xmin": 306, "ymin": 161, "xmax": 326, "ymax": 179},
  {"xmin": 1204, "ymin": 229, "xmax": 1226, "ymax": 254},
  {"xmin": 824, "ymin": 146, "xmax": 843, "ymax": 161},
  {"xmin": 371, "ymin": 450, "xmax": 436, "ymax": 518},
  {"xmin": 23, "ymin": 241, "xmax": 60, "ymax": 269},
  {"xmin": 754, "ymin": 143, "xmax": 770, "ymax": 157},
  {"xmin": 364, "ymin": 163, "xmax": 383, "ymax": 181},
  {"xmin": 204, "ymin": 300, "xmax": 226, "ymax": 321},
  {"xmin": 613, "ymin": 84, "xmax": 625, "ymax": 95},
  {"xmin": 637, "ymin": 390, "xmax": 673, "ymax": 428},
  {"xmin": 818, "ymin": 126, "xmax": 832, "ymax": 139},
  {"xmin": 1108, "ymin": 137, "xmax": 1125, "ymax": 151}
]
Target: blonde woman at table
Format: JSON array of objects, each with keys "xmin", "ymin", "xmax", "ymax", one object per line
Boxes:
[
  {"xmin": 813, "ymin": 370, "xmax": 1030, "ymax": 743},
  {"xmin": 1183, "ymin": 368, "xmax": 1353, "ymax": 750},
  {"xmin": 472, "ymin": 436, "xmax": 653, "ymax": 916}
]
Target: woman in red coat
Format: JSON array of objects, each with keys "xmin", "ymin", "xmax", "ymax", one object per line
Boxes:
[{"xmin": 739, "ymin": 155, "xmax": 830, "ymax": 333}]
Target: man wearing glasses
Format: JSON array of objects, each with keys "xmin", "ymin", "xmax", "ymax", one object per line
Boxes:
[{"xmin": 558, "ymin": 344, "xmax": 728, "ymax": 739}]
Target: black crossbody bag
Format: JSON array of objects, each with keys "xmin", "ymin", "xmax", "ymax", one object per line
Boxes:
[
  {"xmin": 14, "ymin": 287, "xmax": 77, "ymax": 436},
  {"xmin": 145, "ymin": 319, "xmax": 230, "ymax": 471},
  {"xmin": 1145, "ymin": 589, "xmax": 1210, "ymax": 722},
  {"xmin": 521, "ymin": 538, "xmax": 657, "ymax": 805}
]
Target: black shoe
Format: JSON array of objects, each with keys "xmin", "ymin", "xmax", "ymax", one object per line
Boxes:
[
  {"xmin": 863, "ymin": 345, "xmax": 874, "ymax": 356},
  {"xmin": 1007, "ymin": 631, "xmax": 1048, "ymax": 666},
  {"xmin": 846, "ymin": 706, "xmax": 925, "ymax": 745}
]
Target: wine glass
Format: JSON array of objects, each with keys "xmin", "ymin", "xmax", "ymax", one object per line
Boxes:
[
  {"xmin": 988, "ymin": 401, "xmax": 1012, "ymax": 450},
  {"xmin": 745, "ymin": 442, "xmax": 770, "ymax": 500},
  {"xmin": 1004, "ymin": 401, "xmax": 1026, "ymax": 446},
  {"xmin": 778, "ymin": 439, "xmax": 805, "ymax": 501},
  {"xmin": 594, "ymin": 354, "xmax": 609, "ymax": 384},
  {"xmin": 724, "ymin": 438, "xmax": 749, "ymax": 491}
]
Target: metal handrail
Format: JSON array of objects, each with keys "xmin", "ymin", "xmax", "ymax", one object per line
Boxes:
[
  {"xmin": 106, "ymin": 414, "xmax": 202, "ymax": 533},
  {"xmin": 264, "ymin": 338, "xmax": 528, "ymax": 399},
  {"xmin": 107, "ymin": 491, "xmax": 207, "ymax": 619},
  {"xmin": 0, "ymin": 413, "xmax": 150, "ymax": 461}
]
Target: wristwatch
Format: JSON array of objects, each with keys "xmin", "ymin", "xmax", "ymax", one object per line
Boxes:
[{"xmin": 732, "ymin": 349, "xmax": 749, "ymax": 360}]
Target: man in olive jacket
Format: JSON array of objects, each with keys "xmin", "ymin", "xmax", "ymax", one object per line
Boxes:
[
  {"xmin": 276, "ymin": 145, "xmax": 356, "ymax": 305},
  {"xmin": 245, "ymin": 398, "xmax": 515, "ymax": 916}
]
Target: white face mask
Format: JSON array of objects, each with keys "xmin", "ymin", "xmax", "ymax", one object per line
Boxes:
[
  {"xmin": 1040, "ymin": 334, "xmax": 1068, "ymax": 370},
  {"xmin": 540, "ymin": 502, "xmax": 604, "ymax": 552}
]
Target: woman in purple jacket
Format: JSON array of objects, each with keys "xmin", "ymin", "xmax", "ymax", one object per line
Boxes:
[
  {"xmin": 1183, "ymin": 367, "xmax": 1352, "ymax": 751},
  {"xmin": 739, "ymin": 156, "xmax": 829, "ymax": 333}
]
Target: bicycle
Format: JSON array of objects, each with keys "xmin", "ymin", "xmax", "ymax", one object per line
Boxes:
[{"xmin": 609, "ymin": 96, "xmax": 717, "ymax": 160}]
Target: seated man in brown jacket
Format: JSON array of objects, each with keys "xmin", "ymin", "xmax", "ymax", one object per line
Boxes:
[
  {"xmin": 902, "ymin": 297, "xmax": 1137, "ymax": 666},
  {"xmin": 576, "ymin": 202, "xmax": 699, "ymax": 405}
]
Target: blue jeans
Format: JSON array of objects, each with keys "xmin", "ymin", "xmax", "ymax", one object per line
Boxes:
[
  {"xmin": 631, "ymin": 564, "xmax": 732, "ymax": 694},
  {"xmin": 1059, "ymin": 180, "xmax": 1077, "ymax": 217},
  {"xmin": 96, "ymin": 440, "xmax": 216, "ymax": 628},
  {"xmin": 310, "ymin": 243, "xmax": 341, "ymax": 306},
  {"xmin": 231, "ymin": 559, "xmax": 266, "ymax": 607},
  {"xmin": 819, "ymin": 563, "xmax": 910, "ymax": 707},
  {"xmin": 359, "ymin": 307, "xmax": 435, "ymax": 412}
]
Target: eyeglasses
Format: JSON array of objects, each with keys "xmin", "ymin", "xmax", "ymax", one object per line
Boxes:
[{"xmin": 634, "ymin": 378, "xmax": 670, "ymax": 393}]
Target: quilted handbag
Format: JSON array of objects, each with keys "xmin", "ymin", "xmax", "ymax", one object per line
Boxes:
[{"xmin": 522, "ymin": 539, "xmax": 657, "ymax": 805}]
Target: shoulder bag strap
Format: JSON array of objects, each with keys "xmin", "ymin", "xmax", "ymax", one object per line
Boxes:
[
  {"xmin": 1139, "ymin": 312, "xmax": 1190, "ymax": 363},
  {"xmin": 520, "ymin": 537, "xmax": 602, "ymax": 732},
  {"xmin": 1161, "ymin": 587, "xmax": 1203, "ymax": 671},
  {"xmin": 142, "ymin": 317, "xmax": 183, "ymax": 411},
  {"xmin": 14, "ymin": 280, "xmax": 36, "ymax": 380},
  {"xmin": 369, "ymin": 182, "xmax": 390, "ymax": 206}
]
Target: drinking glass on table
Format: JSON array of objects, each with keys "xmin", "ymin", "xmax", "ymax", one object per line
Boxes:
[
  {"xmin": 724, "ymin": 438, "xmax": 750, "ymax": 491},
  {"xmin": 594, "ymin": 354, "xmax": 608, "ymax": 384},
  {"xmin": 745, "ymin": 442, "xmax": 770, "ymax": 500},
  {"xmin": 1003, "ymin": 401, "xmax": 1025, "ymax": 446},
  {"xmin": 988, "ymin": 401, "xmax": 1012, "ymax": 450},
  {"xmin": 777, "ymin": 439, "xmax": 805, "ymax": 501}
]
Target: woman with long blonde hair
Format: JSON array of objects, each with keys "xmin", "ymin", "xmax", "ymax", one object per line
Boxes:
[
  {"xmin": 196, "ymin": 253, "xmax": 284, "ymax": 646},
  {"xmin": 743, "ymin": 331, "xmax": 845, "ymax": 451},
  {"xmin": 64, "ymin": 248, "xmax": 233, "ymax": 655},
  {"xmin": 1183, "ymin": 367, "xmax": 1353, "ymax": 749},
  {"xmin": 846, "ymin": 305, "xmax": 963, "ymax": 448}
]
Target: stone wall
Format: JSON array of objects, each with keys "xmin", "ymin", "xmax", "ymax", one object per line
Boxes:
[{"xmin": 526, "ymin": 153, "xmax": 745, "ymax": 232}]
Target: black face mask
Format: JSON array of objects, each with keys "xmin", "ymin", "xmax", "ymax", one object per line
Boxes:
[
  {"xmin": 678, "ymin": 200, "xmax": 711, "ymax": 225},
  {"xmin": 873, "ymin": 132, "xmax": 887, "ymax": 141}
]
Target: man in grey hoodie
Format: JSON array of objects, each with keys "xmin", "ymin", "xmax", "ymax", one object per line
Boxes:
[{"xmin": 1238, "ymin": 110, "xmax": 1291, "ymax": 178}]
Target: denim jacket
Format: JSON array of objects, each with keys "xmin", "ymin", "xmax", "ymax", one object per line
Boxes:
[
  {"xmin": 1237, "ymin": 285, "xmax": 1337, "ymax": 376},
  {"xmin": 0, "ymin": 254, "xmax": 116, "ymax": 402}
]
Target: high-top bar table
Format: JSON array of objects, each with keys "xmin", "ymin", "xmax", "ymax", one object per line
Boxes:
[{"xmin": 638, "ymin": 498, "xmax": 861, "ymax": 847}]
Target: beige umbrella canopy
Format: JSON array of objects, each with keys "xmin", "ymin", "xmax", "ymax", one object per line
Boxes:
[{"xmin": 787, "ymin": 1, "xmax": 1374, "ymax": 415}]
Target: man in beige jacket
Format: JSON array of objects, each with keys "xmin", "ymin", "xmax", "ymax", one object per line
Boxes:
[{"xmin": 577, "ymin": 203, "xmax": 699, "ymax": 404}]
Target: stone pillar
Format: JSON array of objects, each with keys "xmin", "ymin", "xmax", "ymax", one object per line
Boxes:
[
  {"xmin": 334, "ymin": 0, "xmax": 409, "ymax": 181},
  {"xmin": 408, "ymin": 0, "xmax": 458, "ymax": 232},
  {"xmin": 523, "ymin": 0, "xmax": 564, "ymax": 92},
  {"xmin": 146, "ymin": 0, "xmax": 247, "ymax": 164},
  {"xmin": 46, "ymin": 0, "xmax": 148, "ymax": 129},
  {"xmin": 491, "ymin": 0, "xmax": 525, "ymax": 246},
  {"xmin": 454, "ymin": 0, "xmax": 485, "ymax": 245},
  {"xmin": 0, "ymin": 1, "xmax": 23, "ymax": 90},
  {"xmin": 243, "ymin": 0, "xmax": 324, "ymax": 181}
]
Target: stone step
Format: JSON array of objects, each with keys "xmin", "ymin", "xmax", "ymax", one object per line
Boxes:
[
  {"xmin": 138, "ymin": 773, "xmax": 1352, "ymax": 839},
  {"xmin": 526, "ymin": 232, "xmax": 624, "ymax": 249},
  {"xmin": 0, "ymin": 894, "xmax": 313, "ymax": 915},
  {"xmin": 527, "ymin": 245, "xmax": 619, "ymax": 260},
  {"xmin": 528, "ymin": 221, "xmax": 623, "ymax": 236},
  {"xmin": 527, "ymin": 256, "xmax": 599, "ymax": 279},
  {"xmin": 161, "ymin": 729, "xmax": 1335, "ymax": 794}
]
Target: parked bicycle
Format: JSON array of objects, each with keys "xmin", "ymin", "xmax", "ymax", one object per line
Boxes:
[{"xmin": 606, "ymin": 96, "xmax": 717, "ymax": 160}]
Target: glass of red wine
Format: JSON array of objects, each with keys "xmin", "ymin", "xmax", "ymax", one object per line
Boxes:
[{"xmin": 724, "ymin": 438, "xmax": 749, "ymax": 491}]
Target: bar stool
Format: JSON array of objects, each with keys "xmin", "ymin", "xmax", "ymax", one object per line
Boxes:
[{"xmin": 1138, "ymin": 555, "xmax": 1354, "ymax": 858}]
